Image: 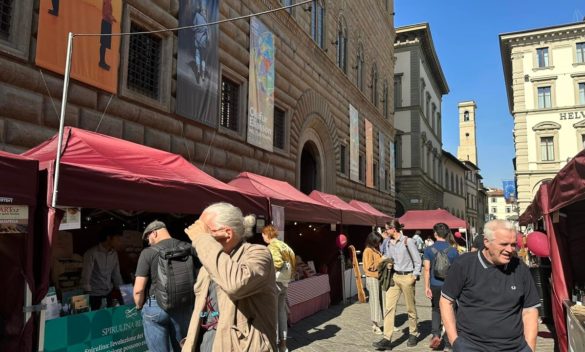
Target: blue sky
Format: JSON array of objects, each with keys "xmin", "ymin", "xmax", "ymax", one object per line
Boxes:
[{"xmin": 395, "ymin": 0, "xmax": 585, "ymax": 188}]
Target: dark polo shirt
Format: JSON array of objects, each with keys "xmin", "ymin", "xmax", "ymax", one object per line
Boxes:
[{"xmin": 441, "ymin": 250, "xmax": 540, "ymax": 351}]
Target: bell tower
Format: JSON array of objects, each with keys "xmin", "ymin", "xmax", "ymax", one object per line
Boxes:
[{"xmin": 457, "ymin": 101, "xmax": 478, "ymax": 165}]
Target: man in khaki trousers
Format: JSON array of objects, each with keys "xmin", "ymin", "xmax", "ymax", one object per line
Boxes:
[{"xmin": 373, "ymin": 220, "xmax": 422, "ymax": 350}]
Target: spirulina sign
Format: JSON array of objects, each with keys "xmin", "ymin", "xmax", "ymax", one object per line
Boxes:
[{"xmin": 44, "ymin": 305, "xmax": 147, "ymax": 352}]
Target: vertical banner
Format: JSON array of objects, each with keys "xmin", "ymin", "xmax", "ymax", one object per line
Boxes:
[
  {"xmin": 271, "ymin": 204, "xmax": 285, "ymax": 241},
  {"xmin": 177, "ymin": 0, "xmax": 220, "ymax": 126},
  {"xmin": 503, "ymin": 180, "xmax": 517, "ymax": 203},
  {"xmin": 379, "ymin": 133, "xmax": 385, "ymax": 191},
  {"xmin": 247, "ymin": 18, "xmax": 276, "ymax": 151},
  {"xmin": 390, "ymin": 141, "xmax": 396, "ymax": 196},
  {"xmin": 365, "ymin": 119, "xmax": 373, "ymax": 188},
  {"xmin": 349, "ymin": 104, "xmax": 360, "ymax": 182},
  {"xmin": 36, "ymin": 0, "xmax": 122, "ymax": 94}
]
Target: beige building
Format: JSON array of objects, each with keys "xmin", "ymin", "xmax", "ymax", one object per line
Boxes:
[
  {"xmin": 500, "ymin": 21, "xmax": 585, "ymax": 213},
  {"xmin": 0, "ymin": 0, "xmax": 397, "ymax": 213},
  {"xmin": 442, "ymin": 150, "xmax": 467, "ymax": 220},
  {"xmin": 487, "ymin": 189, "xmax": 519, "ymax": 221},
  {"xmin": 393, "ymin": 23, "xmax": 449, "ymax": 215}
]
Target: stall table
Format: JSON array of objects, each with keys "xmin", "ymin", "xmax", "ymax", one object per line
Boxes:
[
  {"xmin": 287, "ymin": 274, "xmax": 330, "ymax": 324},
  {"xmin": 565, "ymin": 301, "xmax": 585, "ymax": 351}
]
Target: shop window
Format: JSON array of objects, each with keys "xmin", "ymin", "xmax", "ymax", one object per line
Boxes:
[
  {"xmin": 273, "ymin": 107, "xmax": 286, "ymax": 150},
  {"xmin": 220, "ymin": 77, "xmax": 240, "ymax": 132}
]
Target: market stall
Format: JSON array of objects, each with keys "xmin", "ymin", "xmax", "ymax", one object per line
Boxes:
[
  {"xmin": 348, "ymin": 199, "xmax": 392, "ymax": 226},
  {"xmin": 22, "ymin": 127, "xmax": 269, "ymax": 351},
  {"xmin": 0, "ymin": 151, "xmax": 38, "ymax": 352},
  {"xmin": 229, "ymin": 172, "xmax": 341, "ymax": 321},
  {"xmin": 520, "ymin": 149, "xmax": 585, "ymax": 352}
]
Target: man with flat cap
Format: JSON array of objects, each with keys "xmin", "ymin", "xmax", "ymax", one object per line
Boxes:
[{"xmin": 134, "ymin": 220, "xmax": 199, "ymax": 352}]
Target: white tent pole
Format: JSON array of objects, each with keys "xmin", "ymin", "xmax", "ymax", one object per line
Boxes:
[{"xmin": 51, "ymin": 32, "xmax": 74, "ymax": 208}]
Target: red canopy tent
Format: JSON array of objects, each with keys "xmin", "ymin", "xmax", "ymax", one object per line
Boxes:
[
  {"xmin": 519, "ymin": 149, "xmax": 585, "ymax": 352},
  {"xmin": 309, "ymin": 191, "xmax": 375, "ymax": 226},
  {"xmin": 398, "ymin": 209, "xmax": 467, "ymax": 230},
  {"xmin": 348, "ymin": 200, "xmax": 392, "ymax": 226},
  {"xmin": 228, "ymin": 172, "xmax": 340, "ymax": 224},
  {"xmin": 0, "ymin": 151, "xmax": 38, "ymax": 352},
  {"xmin": 23, "ymin": 127, "xmax": 268, "ymax": 215}
]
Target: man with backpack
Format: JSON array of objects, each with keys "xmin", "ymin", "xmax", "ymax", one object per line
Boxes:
[
  {"xmin": 134, "ymin": 220, "xmax": 199, "ymax": 352},
  {"xmin": 423, "ymin": 223, "xmax": 459, "ymax": 351}
]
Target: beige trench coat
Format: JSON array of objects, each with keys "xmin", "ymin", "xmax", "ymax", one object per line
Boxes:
[{"xmin": 182, "ymin": 233, "xmax": 277, "ymax": 352}]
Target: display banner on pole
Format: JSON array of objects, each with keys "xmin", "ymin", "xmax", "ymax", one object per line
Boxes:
[
  {"xmin": 349, "ymin": 104, "xmax": 360, "ymax": 182},
  {"xmin": 177, "ymin": 0, "xmax": 220, "ymax": 126},
  {"xmin": 247, "ymin": 18, "xmax": 276, "ymax": 151},
  {"xmin": 365, "ymin": 119, "xmax": 373, "ymax": 188},
  {"xmin": 44, "ymin": 305, "xmax": 147, "ymax": 352},
  {"xmin": 36, "ymin": 0, "xmax": 122, "ymax": 94},
  {"xmin": 271, "ymin": 204, "xmax": 285, "ymax": 241}
]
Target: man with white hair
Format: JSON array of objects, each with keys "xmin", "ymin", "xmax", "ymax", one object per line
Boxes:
[
  {"xmin": 181, "ymin": 202, "xmax": 277, "ymax": 352},
  {"xmin": 439, "ymin": 220, "xmax": 540, "ymax": 352}
]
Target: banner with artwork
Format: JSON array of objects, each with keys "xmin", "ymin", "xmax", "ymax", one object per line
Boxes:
[
  {"xmin": 503, "ymin": 180, "xmax": 517, "ymax": 203},
  {"xmin": 390, "ymin": 141, "xmax": 396, "ymax": 196},
  {"xmin": 379, "ymin": 133, "xmax": 385, "ymax": 191},
  {"xmin": 271, "ymin": 204, "xmax": 285, "ymax": 241},
  {"xmin": 36, "ymin": 0, "xmax": 122, "ymax": 94},
  {"xmin": 177, "ymin": 0, "xmax": 220, "ymax": 126},
  {"xmin": 365, "ymin": 119, "xmax": 373, "ymax": 188},
  {"xmin": 247, "ymin": 18, "xmax": 276, "ymax": 151},
  {"xmin": 349, "ymin": 104, "xmax": 359, "ymax": 182}
]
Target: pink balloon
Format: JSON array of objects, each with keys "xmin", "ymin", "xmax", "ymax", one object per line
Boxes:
[
  {"xmin": 454, "ymin": 231, "xmax": 462, "ymax": 239},
  {"xmin": 526, "ymin": 231, "xmax": 549, "ymax": 257},
  {"xmin": 336, "ymin": 234, "xmax": 348, "ymax": 250}
]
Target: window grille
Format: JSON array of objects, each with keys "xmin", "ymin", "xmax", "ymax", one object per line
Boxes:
[
  {"xmin": 340, "ymin": 145, "xmax": 346, "ymax": 174},
  {"xmin": 127, "ymin": 23, "xmax": 161, "ymax": 99},
  {"xmin": 0, "ymin": 0, "xmax": 13, "ymax": 39},
  {"xmin": 220, "ymin": 77, "xmax": 239, "ymax": 131},
  {"xmin": 273, "ymin": 107, "xmax": 286, "ymax": 149}
]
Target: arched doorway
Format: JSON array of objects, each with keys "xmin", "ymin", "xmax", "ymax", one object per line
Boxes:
[{"xmin": 300, "ymin": 142, "xmax": 320, "ymax": 195}]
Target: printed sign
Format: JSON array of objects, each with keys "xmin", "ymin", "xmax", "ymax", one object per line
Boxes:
[
  {"xmin": 247, "ymin": 18, "xmax": 276, "ymax": 151},
  {"xmin": 59, "ymin": 208, "xmax": 82, "ymax": 230},
  {"xmin": 44, "ymin": 304, "xmax": 147, "ymax": 352},
  {"xmin": 0, "ymin": 205, "xmax": 28, "ymax": 233},
  {"xmin": 365, "ymin": 119, "xmax": 373, "ymax": 188},
  {"xmin": 271, "ymin": 204, "xmax": 285, "ymax": 241}
]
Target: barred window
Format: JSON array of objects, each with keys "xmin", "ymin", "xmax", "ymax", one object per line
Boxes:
[
  {"xmin": 340, "ymin": 144, "xmax": 346, "ymax": 174},
  {"xmin": 220, "ymin": 77, "xmax": 239, "ymax": 131},
  {"xmin": 273, "ymin": 107, "xmax": 286, "ymax": 149},
  {"xmin": 127, "ymin": 23, "xmax": 161, "ymax": 99},
  {"xmin": 373, "ymin": 162, "xmax": 378, "ymax": 187},
  {"xmin": 359, "ymin": 153, "xmax": 365, "ymax": 182},
  {"xmin": 0, "ymin": 0, "xmax": 13, "ymax": 39}
]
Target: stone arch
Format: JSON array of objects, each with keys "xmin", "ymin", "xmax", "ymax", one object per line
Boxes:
[
  {"xmin": 291, "ymin": 90, "xmax": 339, "ymax": 194},
  {"xmin": 532, "ymin": 121, "xmax": 561, "ymax": 131}
]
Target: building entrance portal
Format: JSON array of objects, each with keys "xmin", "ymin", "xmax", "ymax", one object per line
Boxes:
[{"xmin": 300, "ymin": 142, "xmax": 320, "ymax": 195}]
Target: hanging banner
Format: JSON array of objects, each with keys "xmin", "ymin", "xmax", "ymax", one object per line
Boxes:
[
  {"xmin": 379, "ymin": 133, "xmax": 385, "ymax": 191},
  {"xmin": 390, "ymin": 141, "xmax": 396, "ymax": 196},
  {"xmin": 365, "ymin": 119, "xmax": 373, "ymax": 188},
  {"xmin": 503, "ymin": 180, "xmax": 517, "ymax": 203},
  {"xmin": 349, "ymin": 104, "xmax": 359, "ymax": 182},
  {"xmin": 271, "ymin": 204, "xmax": 285, "ymax": 241},
  {"xmin": 59, "ymin": 207, "xmax": 82, "ymax": 230},
  {"xmin": 36, "ymin": 0, "xmax": 122, "ymax": 94},
  {"xmin": 177, "ymin": 0, "xmax": 220, "ymax": 126},
  {"xmin": 247, "ymin": 18, "xmax": 276, "ymax": 151},
  {"xmin": 0, "ymin": 205, "xmax": 28, "ymax": 234},
  {"xmin": 44, "ymin": 305, "xmax": 147, "ymax": 352}
]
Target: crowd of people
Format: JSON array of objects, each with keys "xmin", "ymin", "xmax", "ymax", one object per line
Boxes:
[
  {"xmin": 81, "ymin": 200, "xmax": 540, "ymax": 352},
  {"xmin": 368, "ymin": 219, "xmax": 539, "ymax": 352}
]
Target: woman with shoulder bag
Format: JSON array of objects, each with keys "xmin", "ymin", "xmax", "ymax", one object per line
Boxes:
[
  {"xmin": 363, "ymin": 231, "xmax": 385, "ymax": 334},
  {"xmin": 262, "ymin": 225, "xmax": 296, "ymax": 352}
]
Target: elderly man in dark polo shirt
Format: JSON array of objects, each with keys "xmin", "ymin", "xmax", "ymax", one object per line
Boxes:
[{"xmin": 440, "ymin": 220, "xmax": 540, "ymax": 352}]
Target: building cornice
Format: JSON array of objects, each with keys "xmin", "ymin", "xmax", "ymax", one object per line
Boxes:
[{"xmin": 395, "ymin": 23, "xmax": 449, "ymax": 95}]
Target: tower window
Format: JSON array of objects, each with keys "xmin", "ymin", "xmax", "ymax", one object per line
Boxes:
[{"xmin": 464, "ymin": 111, "xmax": 469, "ymax": 121}]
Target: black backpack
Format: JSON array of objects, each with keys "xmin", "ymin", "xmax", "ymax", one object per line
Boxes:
[
  {"xmin": 152, "ymin": 241, "xmax": 196, "ymax": 311},
  {"xmin": 431, "ymin": 247, "xmax": 452, "ymax": 280}
]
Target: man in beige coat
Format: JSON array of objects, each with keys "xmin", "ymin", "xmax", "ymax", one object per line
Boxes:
[{"xmin": 182, "ymin": 202, "xmax": 277, "ymax": 352}]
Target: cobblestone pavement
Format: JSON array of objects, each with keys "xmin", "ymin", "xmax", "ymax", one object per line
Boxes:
[{"xmin": 287, "ymin": 280, "xmax": 556, "ymax": 352}]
